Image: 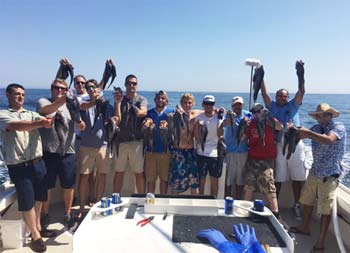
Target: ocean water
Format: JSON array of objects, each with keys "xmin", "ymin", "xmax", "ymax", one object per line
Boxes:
[{"xmin": 0, "ymin": 89, "xmax": 349, "ymax": 187}]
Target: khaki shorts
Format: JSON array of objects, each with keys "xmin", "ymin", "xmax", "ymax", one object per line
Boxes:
[
  {"xmin": 112, "ymin": 141, "xmax": 144, "ymax": 173},
  {"xmin": 144, "ymin": 152, "xmax": 171, "ymax": 182},
  {"xmin": 225, "ymin": 152, "xmax": 248, "ymax": 186},
  {"xmin": 79, "ymin": 145, "xmax": 111, "ymax": 174},
  {"xmin": 244, "ymin": 159, "xmax": 276, "ymax": 198},
  {"xmin": 299, "ymin": 174, "xmax": 339, "ymax": 215}
]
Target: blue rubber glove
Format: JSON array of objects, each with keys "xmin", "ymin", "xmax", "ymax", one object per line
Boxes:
[
  {"xmin": 233, "ymin": 224, "xmax": 266, "ymax": 253},
  {"xmin": 197, "ymin": 229, "xmax": 246, "ymax": 253}
]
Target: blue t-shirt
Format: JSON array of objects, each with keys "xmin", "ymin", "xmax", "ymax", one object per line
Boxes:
[
  {"xmin": 268, "ymin": 98, "xmax": 301, "ymax": 126},
  {"xmin": 146, "ymin": 107, "xmax": 173, "ymax": 153},
  {"xmin": 310, "ymin": 120, "xmax": 346, "ymax": 177},
  {"xmin": 224, "ymin": 110, "xmax": 252, "ymax": 153}
]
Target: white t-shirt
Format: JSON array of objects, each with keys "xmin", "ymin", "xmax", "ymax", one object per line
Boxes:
[{"xmin": 196, "ymin": 113, "xmax": 223, "ymax": 157}]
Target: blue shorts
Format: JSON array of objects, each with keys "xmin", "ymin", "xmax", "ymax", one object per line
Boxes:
[
  {"xmin": 43, "ymin": 152, "xmax": 76, "ymax": 189},
  {"xmin": 197, "ymin": 155, "xmax": 222, "ymax": 179},
  {"xmin": 8, "ymin": 159, "xmax": 48, "ymax": 211}
]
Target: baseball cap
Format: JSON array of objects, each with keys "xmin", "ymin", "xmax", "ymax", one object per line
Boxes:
[
  {"xmin": 250, "ymin": 103, "xmax": 264, "ymax": 113},
  {"xmin": 232, "ymin": 96, "xmax": 244, "ymax": 105},
  {"xmin": 203, "ymin": 95, "xmax": 215, "ymax": 103}
]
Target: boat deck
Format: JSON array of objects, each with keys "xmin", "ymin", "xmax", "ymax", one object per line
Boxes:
[{"xmin": 0, "ymin": 201, "xmax": 348, "ymax": 253}]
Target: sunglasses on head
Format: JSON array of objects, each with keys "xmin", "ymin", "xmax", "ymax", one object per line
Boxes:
[{"xmin": 53, "ymin": 86, "xmax": 67, "ymax": 91}]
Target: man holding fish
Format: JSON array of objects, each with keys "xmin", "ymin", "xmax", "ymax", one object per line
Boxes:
[
  {"xmin": 260, "ymin": 60, "xmax": 307, "ymax": 220},
  {"xmin": 38, "ymin": 78, "xmax": 85, "ymax": 227}
]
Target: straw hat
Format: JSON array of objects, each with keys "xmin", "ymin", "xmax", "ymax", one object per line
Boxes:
[{"xmin": 308, "ymin": 103, "xmax": 340, "ymax": 119}]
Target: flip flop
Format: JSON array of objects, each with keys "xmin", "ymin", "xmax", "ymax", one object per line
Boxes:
[{"xmin": 289, "ymin": 226, "xmax": 311, "ymax": 235}]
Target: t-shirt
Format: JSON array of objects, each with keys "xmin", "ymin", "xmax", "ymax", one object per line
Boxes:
[
  {"xmin": 80, "ymin": 101, "xmax": 114, "ymax": 148},
  {"xmin": 310, "ymin": 121, "xmax": 346, "ymax": 177},
  {"xmin": 119, "ymin": 95, "xmax": 148, "ymax": 142},
  {"xmin": 247, "ymin": 118, "xmax": 277, "ymax": 160},
  {"xmin": 37, "ymin": 98, "xmax": 75, "ymax": 154},
  {"xmin": 224, "ymin": 110, "xmax": 252, "ymax": 153},
  {"xmin": 196, "ymin": 113, "xmax": 223, "ymax": 157},
  {"xmin": 0, "ymin": 108, "xmax": 44, "ymax": 165},
  {"xmin": 146, "ymin": 107, "xmax": 173, "ymax": 153}
]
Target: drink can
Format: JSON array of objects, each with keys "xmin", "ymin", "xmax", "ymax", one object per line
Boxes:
[
  {"xmin": 254, "ymin": 199, "xmax": 265, "ymax": 212},
  {"xmin": 112, "ymin": 193, "xmax": 121, "ymax": 204},
  {"xmin": 101, "ymin": 197, "xmax": 111, "ymax": 216},
  {"xmin": 225, "ymin": 197, "xmax": 234, "ymax": 215}
]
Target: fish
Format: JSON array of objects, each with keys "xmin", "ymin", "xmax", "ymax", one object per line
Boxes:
[
  {"xmin": 217, "ymin": 137, "xmax": 227, "ymax": 165},
  {"xmin": 252, "ymin": 65, "xmax": 264, "ymax": 102},
  {"xmin": 237, "ymin": 118, "xmax": 248, "ymax": 147},
  {"xmin": 173, "ymin": 109, "xmax": 184, "ymax": 146},
  {"xmin": 113, "ymin": 126, "xmax": 121, "ymax": 157},
  {"xmin": 217, "ymin": 108, "xmax": 225, "ymax": 120},
  {"xmin": 166, "ymin": 113, "xmax": 174, "ymax": 146},
  {"xmin": 100, "ymin": 59, "xmax": 117, "ymax": 90},
  {"xmin": 295, "ymin": 60, "xmax": 305, "ymax": 90},
  {"xmin": 282, "ymin": 126, "xmax": 301, "ymax": 160},
  {"xmin": 159, "ymin": 120, "xmax": 169, "ymax": 152},
  {"xmin": 54, "ymin": 111, "xmax": 69, "ymax": 156},
  {"xmin": 227, "ymin": 110, "xmax": 237, "ymax": 137},
  {"xmin": 92, "ymin": 98, "xmax": 109, "ymax": 129},
  {"xmin": 65, "ymin": 90, "xmax": 82, "ymax": 124},
  {"xmin": 256, "ymin": 117, "xmax": 266, "ymax": 146},
  {"xmin": 198, "ymin": 121, "xmax": 208, "ymax": 152},
  {"xmin": 142, "ymin": 119, "xmax": 156, "ymax": 153},
  {"xmin": 56, "ymin": 58, "xmax": 74, "ymax": 88},
  {"xmin": 105, "ymin": 117, "xmax": 119, "ymax": 158}
]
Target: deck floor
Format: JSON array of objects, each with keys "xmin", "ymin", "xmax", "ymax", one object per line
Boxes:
[{"xmin": 0, "ymin": 201, "xmax": 348, "ymax": 253}]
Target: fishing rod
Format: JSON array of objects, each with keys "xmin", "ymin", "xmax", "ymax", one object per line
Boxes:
[{"xmin": 245, "ymin": 58, "xmax": 261, "ymax": 110}]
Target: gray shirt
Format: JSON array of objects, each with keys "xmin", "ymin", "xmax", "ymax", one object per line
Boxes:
[
  {"xmin": 37, "ymin": 98, "xmax": 75, "ymax": 154},
  {"xmin": 0, "ymin": 108, "xmax": 44, "ymax": 165}
]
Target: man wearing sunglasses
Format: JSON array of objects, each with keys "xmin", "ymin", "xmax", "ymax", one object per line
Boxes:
[
  {"xmin": 113, "ymin": 74, "xmax": 148, "ymax": 194},
  {"xmin": 38, "ymin": 78, "xmax": 85, "ymax": 228},
  {"xmin": 260, "ymin": 61, "xmax": 306, "ymax": 220},
  {"xmin": 194, "ymin": 95, "xmax": 224, "ymax": 197}
]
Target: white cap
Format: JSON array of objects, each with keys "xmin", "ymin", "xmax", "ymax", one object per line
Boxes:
[
  {"xmin": 232, "ymin": 96, "xmax": 244, "ymax": 105},
  {"xmin": 203, "ymin": 95, "xmax": 215, "ymax": 103}
]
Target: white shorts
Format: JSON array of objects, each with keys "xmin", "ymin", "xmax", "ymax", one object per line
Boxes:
[
  {"xmin": 225, "ymin": 152, "xmax": 248, "ymax": 186},
  {"xmin": 275, "ymin": 140, "xmax": 308, "ymax": 182},
  {"xmin": 112, "ymin": 141, "xmax": 144, "ymax": 173}
]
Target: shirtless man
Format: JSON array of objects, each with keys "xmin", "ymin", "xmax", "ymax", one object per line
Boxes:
[{"xmin": 169, "ymin": 93, "xmax": 201, "ymax": 194}]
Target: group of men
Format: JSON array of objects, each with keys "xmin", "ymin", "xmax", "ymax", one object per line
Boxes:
[{"xmin": 0, "ymin": 60, "xmax": 346, "ymax": 252}]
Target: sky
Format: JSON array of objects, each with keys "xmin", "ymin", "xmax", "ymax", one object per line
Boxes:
[{"xmin": 0, "ymin": 0, "xmax": 349, "ymax": 93}]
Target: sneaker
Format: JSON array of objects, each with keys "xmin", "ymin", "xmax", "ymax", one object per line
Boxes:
[
  {"xmin": 40, "ymin": 213, "xmax": 50, "ymax": 229},
  {"xmin": 40, "ymin": 228, "xmax": 57, "ymax": 238},
  {"xmin": 293, "ymin": 203, "xmax": 302, "ymax": 220},
  {"xmin": 64, "ymin": 212, "xmax": 76, "ymax": 228},
  {"xmin": 29, "ymin": 238, "xmax": 47, "ymax": 252}
]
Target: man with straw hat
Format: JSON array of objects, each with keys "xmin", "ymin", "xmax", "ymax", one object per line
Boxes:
[{"xmin": 289, "ymin": 103, "xmax": 346, "ymax": 252}]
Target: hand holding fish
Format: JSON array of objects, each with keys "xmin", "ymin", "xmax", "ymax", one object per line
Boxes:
[
  {"xmin": 76, "ymin": 120, "xmax": 86, "ymax": 131},
  {"xmin": 41, "ymin": 117, "xmax": 54, "ymax": 128},
  {"xmin": 252, "ymin": 65, "xmax": 265, "ymax": 102},
  {"xmin": 113, "ymin": 87, "xmax": 123, "ymax": 103},
  {"xmin": 56, "ymin": 58, "xmax": 74, "ymax": 88},
  {"xmin": 295, "ymin": 60, "xmax": 304, "ymax": 78},
  {"xmin": 296, "ymin": 126, "xmax": 309, "ymax": 139}
]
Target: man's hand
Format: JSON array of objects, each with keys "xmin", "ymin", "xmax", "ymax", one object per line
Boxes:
[
  {"xmin": 297, "ymin": 126, "xmax": 310, "ymax": 139},
  {"xmin": 41, "ymin": 118, "xmax": 54, "ymax": 128},
  {"xmin": 76, "ymin": 121, "xmax": 86, "ymax": 131}
]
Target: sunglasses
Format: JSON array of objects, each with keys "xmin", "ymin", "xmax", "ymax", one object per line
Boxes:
[
  {"xmin": 75, "ymin": 81, "xmax": 86, "ymax": 85},
  {"xmin": 86, "ymin": 84, "xmax": 98, "ymax": 91},
  {"xmin": 127, "ymin": 81, "xmax": 138, "ymax": 86},
  {"xmin": 203, "ymin": 102, "xmax": 215, "ymax": 106},
  {"xmin": 53, "ymin": 86, "xmax": 67, "ymax": 91}
]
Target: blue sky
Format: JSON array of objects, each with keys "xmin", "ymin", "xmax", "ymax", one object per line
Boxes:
[{"xmin": 1, "ymin": 0, "xmax": 349, "ymax": 93}]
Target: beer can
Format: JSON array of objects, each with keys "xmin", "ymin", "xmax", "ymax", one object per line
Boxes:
[
  {"xmin": 225, "ymin": 197, "xmax": 234, "ymax": 215},
  {"xmin": 254, "ymin": 199, "xmax": 265, "ymax": 212},
  {"xmin": 101, "ymin": 197, "xmax": 111, "ymax": 216},
  {"xmin": 112, "ymin": 193, "xmax": 121, "ymax": 204}
]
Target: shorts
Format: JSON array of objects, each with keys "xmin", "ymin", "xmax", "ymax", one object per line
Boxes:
[
  {"xmin": 112, "ymin": 141, "xmax": 144, "ymax": 173},
  {"xmin": 244, "ymin": 159, "xmax": 276, "ymax": 197},
  {"xmin": 225, "ymin": 152, "xmax": 248, "ymax": 186},
  {"xmin": 144, "ymin": 152, "xmax": 171, "ymax": 182},
  {"xmin": 43, "ymin": 152, "xmax": 76, "ymax": 189},
  {"xmin": 275, "ymin": 141, "xmax": 307, "ymax": 182},
  {"xmin": 8, "ymin": 159, "xmax": 48, "ymax": 211},
  {"xmin": 197, "ymin": 155, "xmax": 222, "ymax": 179},
  {"xmin": 170, "ymin": 149, "xmax": 199, "ymax": 193},
  {"xmin": 79, "ymin": 145, "xmax": 112, "ymax": 174},
  {"xmin": 299, "ymin": 174, "xmax": 339, "ymax": 215}
]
